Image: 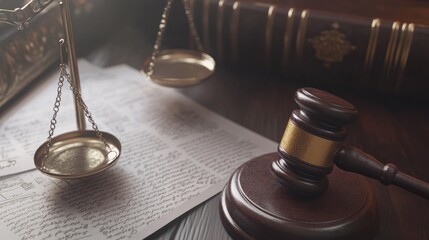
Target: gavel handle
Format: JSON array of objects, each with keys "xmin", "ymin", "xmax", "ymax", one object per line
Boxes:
[{"xmin": 334, "ymin": 145, "xmax": 429, "ymax": 200}]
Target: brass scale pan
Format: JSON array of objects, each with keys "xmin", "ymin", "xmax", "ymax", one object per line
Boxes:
[
  {"xmin": 142, "ymin": 49, "xmax": 215, "ymax": 87},
  {"xmin": 141, "ymin": 0, "xmax": 215, "ymax": 87},
  {"xmin": 34, "ymin": 131, "xmax": 121, "ymax": 179}
]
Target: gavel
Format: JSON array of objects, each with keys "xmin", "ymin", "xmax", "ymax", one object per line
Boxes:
[
  {"xmin": 220, "ymin": 88, "xmax": 429, "ymax": 240},
  {"xmin": 273, "ymin": 88, "xmax": 429, "ymax": 199}
]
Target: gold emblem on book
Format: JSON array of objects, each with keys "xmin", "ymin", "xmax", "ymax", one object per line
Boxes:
[{"xmin": 308, "ymin": 22, "xmax": 356, "ymax": 68}]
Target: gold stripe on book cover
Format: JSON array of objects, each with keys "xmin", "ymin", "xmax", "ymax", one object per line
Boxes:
[
  {"xmin": 231, "ymin": 1, "xmax": 240, "ymax": 64},
  {"xmin": 362, "ymin": 18, "xmax": 381, "ymax": 83},
  {"xmin": 296, "ymin": 10, "xmax": 309, "ymax": 65},
  {"xmin": 283, "ymin": 8, "xmax": 296, "ymax": 74},
  {"xmin": 381, "ymin": 22, "xmax": 414, "ymax": 93},
  {"xmin": 265, "ymin": 5, "xmax": 276, "ymax": 69},
  {"xmin": 394, "ymin": 23, "xmax": 414, "ymax": 93},
  {"xmin": 381, "ymin": 21, "xmax": 401, "ymax": 90}
]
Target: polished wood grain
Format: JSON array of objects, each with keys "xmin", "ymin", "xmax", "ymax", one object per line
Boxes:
[{"xmin": 84, "ymin": 27, "xmax": 429, "ymax": 240}]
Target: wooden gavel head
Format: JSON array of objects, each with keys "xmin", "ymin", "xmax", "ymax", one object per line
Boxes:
[{"xmin": 272, "ymin": 88, "xmax": 358, "ymax": 197}]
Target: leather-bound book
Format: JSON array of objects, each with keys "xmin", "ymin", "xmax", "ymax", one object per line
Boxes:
[{"xmin": 187, "ymin": 0, "xmax": 429, "ymax": 99}]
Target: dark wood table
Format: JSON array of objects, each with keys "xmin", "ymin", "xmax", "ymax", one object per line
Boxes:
[{"xmin": 83, "ymin": 26, "xmax": 429, "ymax": 240}]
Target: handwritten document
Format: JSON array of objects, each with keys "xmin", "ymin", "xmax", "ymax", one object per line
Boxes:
[{"xmin": 0, "ymin": 61, "xmax": 277, "ymax": 239}]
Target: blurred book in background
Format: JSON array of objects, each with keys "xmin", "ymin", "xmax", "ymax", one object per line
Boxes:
[{"xmin": 184, "ymin": 0, "xmax": 429, "ymax": 99}]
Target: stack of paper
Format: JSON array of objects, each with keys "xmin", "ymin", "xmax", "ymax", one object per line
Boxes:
[{"xmin": 0, "ymin": 60, "xmax": 276, "ymax": 239}]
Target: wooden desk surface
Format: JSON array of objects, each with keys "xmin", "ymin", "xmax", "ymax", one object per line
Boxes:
[{"xmin": 84, "ymin": 27, "xmax": 429, "ymax": 240}]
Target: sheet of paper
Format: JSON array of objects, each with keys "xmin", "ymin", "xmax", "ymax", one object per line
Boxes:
[{"xmin": 0, "ymin": 61, "xmax": 277, "ymax": 240}]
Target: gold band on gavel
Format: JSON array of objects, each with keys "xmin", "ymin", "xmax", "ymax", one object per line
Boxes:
[{"xmin": 279, "ymin": 120, "xmax": 343, "ymax": 168}]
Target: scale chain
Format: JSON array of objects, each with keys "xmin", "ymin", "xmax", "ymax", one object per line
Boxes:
[
  {"xmin": 63, "ymin": 68, "xmax": 113, "ymax": 154},
  {"xmin": 42, "ymin": 63, "xmax": 66, "ymax": 162},
  {"xmin": 147, "ymin": 0, "xmax": 174, "ymax": 76},
  {"xmin": 183, "ymin": 0, "xmax": 204, "ymax": 52},
  {"xmin": 43, "ymin": 39, "xmax": 114, "ymax": 162}
]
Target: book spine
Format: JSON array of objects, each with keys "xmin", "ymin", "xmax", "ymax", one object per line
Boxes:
[{"xmin": 190, "ymin": 0, "xmax": 429, "ymax": 98}]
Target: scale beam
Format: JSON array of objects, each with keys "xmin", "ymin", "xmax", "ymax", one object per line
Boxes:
[
  {"xmin": 0, "ymin": 0, "xmax": 86, "ymax": 130},
  {"xmin": 0, "ymin": 0, "xmax": 55, "ymax": 29}
]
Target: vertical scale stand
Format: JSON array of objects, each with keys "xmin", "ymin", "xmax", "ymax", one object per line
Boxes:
[
  {"xmin": 60, "ymin": 0, "xmax": 85, "ymax": 131},
  {"xmin": 60, "ymin": 0, "xmax": 85, "ymax": 130},
  {"xmin": 33, "ymin": 0, "xmax": 121, "ymax": 179}
]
